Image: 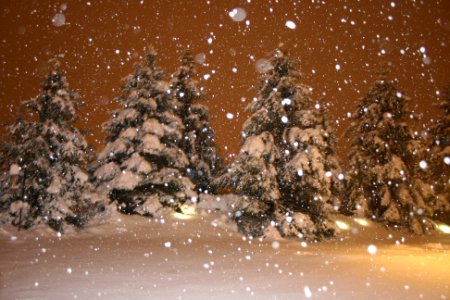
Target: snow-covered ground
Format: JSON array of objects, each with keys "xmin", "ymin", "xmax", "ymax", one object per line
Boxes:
[{"xmin": 1, "ymin": 197, "xmax": 449, "ymax": 300}]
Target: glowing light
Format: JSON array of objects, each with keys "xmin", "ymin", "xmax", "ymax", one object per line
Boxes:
[
  {"xmin": 354, "ymin": 218, "xmax": 369, "ymax": 227},
  {"xmin": 367, "ymin": 244, "xmax": 377, "ymax": 255},
  {"xmin": 173, "ymin": 205, "xmax": 196, "ymax": 219},
  {"xmin": 173, "ymin": 213, "xmax": 192, "ymax": 220},
  {"xmin": 437, "ymin": 224, "xmax": 450, "ymax": 234},
  {"xmin": 180, "ymin": 205, "xmax": 196, "ymax": 215},
  {"xmin": 335, "ymin": 220, "xmax": 350, "ymax": 230}
]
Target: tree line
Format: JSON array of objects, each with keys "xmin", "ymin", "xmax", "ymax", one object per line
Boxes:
[{"xmin": 0, "ymin": 46, "xmax": 448, "ymax": 238}]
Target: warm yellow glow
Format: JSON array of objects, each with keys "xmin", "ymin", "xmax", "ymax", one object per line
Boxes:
[
  {"xmin": 335, "ymin": 220, "xmax": 350, "ymax": 230},
  {"xmin": 437, "ymin": 224, "xmax": 450, "ymax": 234},
  {"xmin": 180, "ymin": 205, "xmax": 196, "ymax": 215},
  {"xmin": 173, "ymin": 212, "xmax": 192, "ymax": 220},
  {"xmin": 354, "ymin": 218, "xmax": 369, "ymax": 227}
]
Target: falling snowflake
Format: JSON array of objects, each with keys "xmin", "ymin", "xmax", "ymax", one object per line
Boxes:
[
  {"xmin": 195, "ymin": 53, "xmax": 206, "ymax": 64},
  {"xmin": 52, "ymin": 13, "xmax": 65, "ymax": 27},
  {"xmin": 255, "ymin": 59, "xmax": 272, "ymax": 73},
  {"xmin": 304, "ymin": 286, "xmax": 312, "ymax": 298},
  {"xmin": 281, "ymin": 98, "xmax": 291, "ymax": 106},
  {"xmin": 419, "ymin": 160, "xmax": 427, "ymax": 170},
  {"xmin": 444, "ymin": 156, "xmax": 450, "ymax": 165},
  {"xmin": 228, "ymin": 7, "xmax": 247, "ymax": 22},
  {"xmin": 285, "ymin": 20, "xmax": 296, "ymax": 29}
]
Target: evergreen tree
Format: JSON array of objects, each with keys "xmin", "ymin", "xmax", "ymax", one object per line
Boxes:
[
  {"xmin": 169, "ymin": 51, "xmax": 222, "ymax": 194},
  {"xmin": 427, "ymin": 85, "xmax": 450, "ymax": 222},
  {"xmin": 219, "ymin": 47, "xmax": 341, "ymax": 239},
  {"xmin": 278, "ymin": 100, "xmax": 342, "ymax": 237},
  {"xmin": 343, "ymin": 75, "xmax": 438, "ymax": 233},
  {"xmin": 91, "ymin": 49, "xmax": 196, "ymax": 216},
  {"xmin": 219, "ymin": 132, "xmax": 281, "ymax": 237},
  {"xmin": 0, "ymin": 59, "xmax": 106, "ymax": 232}
]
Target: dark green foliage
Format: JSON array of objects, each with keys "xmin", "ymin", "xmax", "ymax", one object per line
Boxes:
[
  {"xmin": 344, "ymin": 76, "xmax": 439, "ymax": 234},
  {"xmin": 170, "ymin": 51, "xmax": 222, "ymax": 193},
  {"xmin": 92, "ymin": 49, "xmax": 196, "ymax": 216},
  {"xmin": 219, "ymin": 47, "xmax": 341, "ymax": 239},
  {"xmin": 0, "ymin": 59, "xmax": 106, "ymax": 232}
]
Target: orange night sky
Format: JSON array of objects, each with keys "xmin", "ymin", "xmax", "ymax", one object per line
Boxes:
[{"xmin": 1, "ymin": 0, "xmax": 449, "ymax": 163}]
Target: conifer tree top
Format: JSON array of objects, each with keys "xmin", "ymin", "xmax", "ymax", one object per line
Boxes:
[
  {"xmin": 120, "ymin": 47, "xmax": 165, "ymax": 99},
  {"xmin": 26, "ymin": 57, "xmax": 78, "ymax": 125},
  {"xmin": 355, "ymin": 76, "xmax": 411, "ymax": 123},
  {"xmin": 170, "ymin": 50, "xmax": 202, "ymax": 107}
]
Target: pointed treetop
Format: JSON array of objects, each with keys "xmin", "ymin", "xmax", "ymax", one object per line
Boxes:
[
  {"xmin": 266, "ymin": 45, "xmax": 300, "ymax": 79},
  {"xmin": 274, "ymin": 43, "xmax": 288, "ymax": 58},
  {"xmin": 144, "ymin": 45, "xmax": 157, "ymax": 66},
  {"xmin": 49, "ymin": 56, "xmax": 61, "ymax": 71},
  {"xmin": 42, "ymin": 56, "xmax": 69, "ymax": 94},
  {"xmin": 180, "ymin": 50, "xmax": 194, "ymax": 66},
  {"xmin": 375, "ymin": 61, "xmax": 391, "ymax": 82}
]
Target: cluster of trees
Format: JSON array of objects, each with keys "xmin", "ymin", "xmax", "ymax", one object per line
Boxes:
[
  {"xmin": 218, "ymin": 48, "xmax": 449, "ymax": 237},
  {"xmin": 0, "ymin": 46, "xmax": 448, "ymax": 238},
  {"xmin": 90, "ymin": 49, "xmax": 222, "ymax": 217},
  {"xmin": 0, "ymin": 59, "xmax": 106, "ymax": 232},
  {"xmin": 0, "ymin": 49, "xmax": 222, "ymax": 232}
]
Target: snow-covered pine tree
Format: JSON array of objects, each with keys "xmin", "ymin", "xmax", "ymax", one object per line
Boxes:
[
  {"xmin": 91, "ymin": 49, "xmax": 196, "ymax": 216},
  {"xmin": 278, "ymin": 99, "xmax": 342, "ymax": 238},
  {"xmin": 218, "ymin": 131, "xmax": 281, "ymax": 237},
  {"xmin": 169, "ymin": 51, "xmax": 222, "ymax": 194},
  {"xmin": 343, "ymin": 75, "xmax": 437, "ymax": 234},
  {"xmin": 427, "ymin": 85, "xmax": 450, "ymax": 222},
  {"xmin": 218, "ymin": 47, "xmax": 341, "ymax": 239},
  {"xmin": 0, "ymin": 58, "xmax": 106, "ymax": 232}
]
